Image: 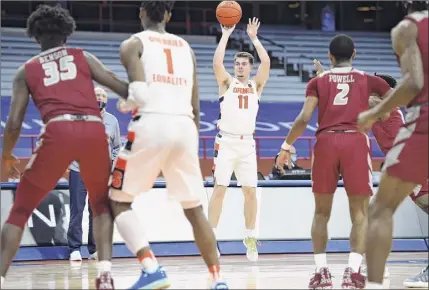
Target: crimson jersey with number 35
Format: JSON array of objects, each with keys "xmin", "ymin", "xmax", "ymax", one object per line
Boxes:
[
  {"xmin": 306, "ymin": 67, "xmax": 391, "ymax": 134},
  {"xmin": 25, "ymin": 47, "xmax": 99, "ymax": 123}
]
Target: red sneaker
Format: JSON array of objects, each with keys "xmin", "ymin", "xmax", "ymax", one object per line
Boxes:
[
  {"xmin": 341, "ymin": 267, "xmax": 366, "ymax": 289},
  {"xmin": 309, "ymin": 267, "xmax": 333, "ymax": 289},
  {"xmin": 96, "ymin": 271, "xmax": 115, "ymax": 290}
]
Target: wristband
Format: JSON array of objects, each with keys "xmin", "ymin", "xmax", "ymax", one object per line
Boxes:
[
  {"xmin": 281, "ymin": 141, "xmax": 291, "ymax": 151},
  {"xmin": 252, "ymin": 38, "xmax": 261, "ymax": 47}
]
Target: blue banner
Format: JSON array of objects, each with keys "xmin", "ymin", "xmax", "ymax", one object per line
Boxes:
[{"xmin": 1, "ymin": 97, "xmax": 383, "ymax": 158}]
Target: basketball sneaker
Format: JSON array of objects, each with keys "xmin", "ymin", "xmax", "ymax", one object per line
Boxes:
[
  {"xmin": 211, "ymin": 281, "xmax": 229, "ymax": 289},
  {"xmin": 243, "ymin": 237, "xmax": 260, "ymax": 262},
  {"xmin": 403, "ymin": 265, "xmax": 428, "ymax": 288},
  {"xmin": 129, "ymin": 266, "xmax": 170, "ymax": 289},
  {"xmin": 341, "ymin": 267, "xmax": 366, "ymax": 289},
  {"xmin": 96, "ymin": 272, "xmax": 114, "ymax": 290},
  {"xmin": 308, "ymin": 267, "xmax": 333, "ymax": 289}
]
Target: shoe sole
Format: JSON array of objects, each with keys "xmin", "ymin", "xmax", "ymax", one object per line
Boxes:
[
  {"xmin": 403, "ymin": 281, "xmax": 429, "ymax": 288},
  {"xmin": 135, "ymin": 278, "xmax": 171, "ymax": 289}
]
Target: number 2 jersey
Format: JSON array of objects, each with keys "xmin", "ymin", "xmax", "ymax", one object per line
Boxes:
[
  {"xmin": 132, "ymin": 30, "xmax": 194, "ymax": 118},
  {"xmin": 306, "ymin": 67, "xmax": 391, "ymax": 134},
  {"xmin": 25, "ymin": 46, "xmax": 99, "ymax": 123},
  {"xmin": 217, "ymin": 78, "xmax": 260, "ymax": 135}
]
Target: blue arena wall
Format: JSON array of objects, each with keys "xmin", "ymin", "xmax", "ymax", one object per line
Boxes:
[
  {"xmin": 1, "ymin": 180, "xmax": 427, "ymax": 262},
  {"xmin": 0, "ymin": 97, "xmax": 389, "ymax": 159}
]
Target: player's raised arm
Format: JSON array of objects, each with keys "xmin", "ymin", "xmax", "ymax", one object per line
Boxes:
[
  {"xmin": 276, "ymin": 78, "xmax": 319, "ymax": 170},
  {"xmin": 247, "ymin": 18, "xmax": 270, "ymax": 93},
  {"xmin": 213, "ymin": 25, "xmax": 234, "ymax": 87},
  {"xmin": 190, "ymin": 48, "xmax": 200, "ymax": 131},
  {"xmin": 84, "ymin": 51, "xmax": 128, "ymax": 98},
  {"xmin": 358, "ymin": 19, "xmax": 424, "ymax": 130}
]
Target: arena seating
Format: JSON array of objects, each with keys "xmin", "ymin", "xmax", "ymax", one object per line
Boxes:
[
  {"xmin": 226, "ymin": 25, "xmax": 401, "ymax": 80},
  {"xmin": 1, "ymin": 26, "xmax": 401, "ymax": 102},
  {"xmin": 1, "ymin": 32, "xmax": 304, "ymax": 102}
]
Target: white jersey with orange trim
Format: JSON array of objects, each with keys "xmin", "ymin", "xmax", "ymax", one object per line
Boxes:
[
  {"xmin": 217, "ymin": 78, "xmax": 260, "ymax": 135},
  {"xmin": 132, "ymin": 30, "xmax": 194, "ymax": 118}
]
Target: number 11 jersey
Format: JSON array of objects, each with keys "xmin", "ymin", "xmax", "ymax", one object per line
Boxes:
[
  {"xmin": 217, "ymin": 78, "xmax": 260, "ymax": 135},
  {"xmin": 306, "ymin": 67, "xmax": 391, "ymax": 135},
  {"xmin": 25, "ymin": 46, "xmax": 99, "ymax": 123}
]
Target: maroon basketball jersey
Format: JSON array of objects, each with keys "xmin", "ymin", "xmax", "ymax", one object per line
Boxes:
[
  {"xmin": 372, "ymin": 109, "xmax": 404, "ymax": 154},
  {"xmin": 25, "ymin": 46, "xmax": 100, "ymax": 123},
  {"xmin": 306, "ymin": 67, "xmax": 391, "ymax": 134},
  {"xmin": 404, "ymin": 11, "xmax": 428, "ymax": 133}
]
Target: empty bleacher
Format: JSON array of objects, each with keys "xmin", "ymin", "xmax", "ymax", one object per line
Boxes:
[
  {"xmin": 226, "ymin": 25, "xmax": 401, "ymax": 80},
  {"xmin": 1, "ymin": 26, "xmax": 401, "ymax": 102}
]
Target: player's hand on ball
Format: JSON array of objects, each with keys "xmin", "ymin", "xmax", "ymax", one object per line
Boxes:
[
  {"xmin": 313, "ymin": 59, "xmax": 324, "ymax": 76},
  {"xmin": 276, "ymin": 149, "xmax": 291, "ymax": 174},
  {"xmin": 1, "ymin": 155, "xmax": 20, "ymax": 179},
  {"xmin": 221, "ymin": 24, "xmax": 235, "ymax": 36},
  {"xmin": 357, "ymin": 109, "xmax": 378, "ymax": 132},
  {"xmin": 247, "ymin": 17, "xmax": 260, "ymax": 40}
]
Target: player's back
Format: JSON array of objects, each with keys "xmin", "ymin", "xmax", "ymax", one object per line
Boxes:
[
  {"xmin": 314, "ymin": 67, "xmax": 384, "ymax": 134},
  {"xmin": 25, "ymin": 47, "xmax": 99, "ymax": 123},
  {"xmin": 404, "ymin": 10, "xmax": 428, "ymax": 133},
  {"xmin": 132, "ymin": 30, "xmax": 194, "ymax": 118}
]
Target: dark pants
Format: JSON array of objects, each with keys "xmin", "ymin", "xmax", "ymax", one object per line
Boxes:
[{"xmin": 67, "ymin": 169, "xmax": 96, "ymax": 254}]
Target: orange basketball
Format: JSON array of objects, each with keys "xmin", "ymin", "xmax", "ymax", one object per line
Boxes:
[{"xmin": 216, "ymin": 1, "xmax": 242, "ymax": 27}]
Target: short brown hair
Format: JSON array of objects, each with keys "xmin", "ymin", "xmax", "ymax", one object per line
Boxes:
[{"xmin": 234, "ymin": 52, "xmax": 254, "ymax": 65}]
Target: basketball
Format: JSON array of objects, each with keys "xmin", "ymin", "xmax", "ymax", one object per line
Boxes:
[{"xmin": 216, "ymin": 1, "xmax": 242, "ymax": 27}]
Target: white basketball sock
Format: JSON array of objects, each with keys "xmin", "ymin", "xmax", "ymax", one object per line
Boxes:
[
  {"xmin": 115, "ymin": 210, "xmax": 149, "ymax": 254},
  {"xmin": 314, "ymin": 253, "xmax": 328, "ymax": 271},
  {"xmin": 348, "ymin": 252, "xmax": 363, "ymax": 272},
  {"xmin": 245, "ymin": 228, "xmax": 258, "ymax": 238},
  {"xmin": 366, "ymin": 282, "xmax": 383, "ymax": 289},
  {"xmin": 97, "ymin": 261, "xmax": 112, "ymax": 276},
  {"xmin": 1, "ymin": 276, "xmax": 5, "ymax": 287}
]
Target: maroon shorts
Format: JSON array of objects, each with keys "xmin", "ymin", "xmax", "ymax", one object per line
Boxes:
[
  {"xmin": 9, "ymin": 120, "xmax": 111, "ymax": 227},
  {"xmin": 384, "ymin": 121, "xmax": 428, "ymax": 186},
  {"xmin": 312, "ymin": 131, "xmax": 373, "ymax": 195}
]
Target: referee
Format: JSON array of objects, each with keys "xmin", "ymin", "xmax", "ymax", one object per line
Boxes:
[{"xmin": 68, "ymin": 87, "xmax": 121, "ymax": 261}]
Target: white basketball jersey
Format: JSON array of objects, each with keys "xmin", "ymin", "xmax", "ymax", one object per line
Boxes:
[
  {"xmin": 217, "ymin": 78, "xmax": 260, "ymax": 135},
  {"xmin": 132, "ymin": 30, "xmax": 194, "ymax": 117}
]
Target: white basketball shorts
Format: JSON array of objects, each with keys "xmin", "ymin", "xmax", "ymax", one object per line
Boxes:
[
  {"xmin": 213, "ymin": 132, "xmax": 258, "ymax": 187},
  {"xmin": 109, "ymin": 114, "xmax": 205, "ymax": 204}
]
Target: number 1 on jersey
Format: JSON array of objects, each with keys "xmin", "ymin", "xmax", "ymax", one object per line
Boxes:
[
  {"xmin": 238, "ymin": 95, "xmax": 248, "ymax": 109},
  {"xmin": 163, "ymin": 48, "xmax": 174, "ymax": 74}
]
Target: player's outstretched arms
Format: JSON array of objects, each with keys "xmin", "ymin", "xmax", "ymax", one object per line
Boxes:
[
  {"xmin": 190, "ymin": 49, "xmax": 200, "ymax": 131},
  {"xmin": 213, "ymin": 25, "xmax": 234, "ymax": 87},
  {"xmin": 248, "ymin": 18, "xmax": 270, "ymax": 93},
  {"xmin": 84, "ymin": 51, "xmax": 128, "ymax": 98}
]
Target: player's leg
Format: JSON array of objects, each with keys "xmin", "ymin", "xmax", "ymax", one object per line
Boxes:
[
  {"xmin": 77, "ymin": 122, "xmax": 115, "ymax": 288},
  {"xmin": 339, "ymin": 133, "xmax": 372, "ymax": 288},
  {"xmin": 208, "ymin": 137, "xmax": 234, "ymax": 234},
  {"xmin": 0, "ymin": 125, "xmax": 72, "ymax": 285},
  {"xmin": 366, "ymin": 131, "xmax": 428, "ymax": 289},
  {"xmin": 87, "ymin": 204, "xmax": 97, "ymax": 259},
  {"xmin": 162, "ymin": 118, "xmax": 227, "ymax": 289},
  {"xmin": 403, "ymin": 182, "xmax": 428, "ymax": 288},
  {"xmin": 308, "ymin": 133, "xmax": 339, "ymax": 289},
  {"xmin": 109, "ymin": 122, "xmax": 170, "ymax": 289},
  {"xmin": 234, "ymin": 140, "xmax": 259, "ymax": 262}
]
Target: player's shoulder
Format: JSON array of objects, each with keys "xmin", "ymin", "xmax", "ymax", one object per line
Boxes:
[{"xmin": 406, "ymin": 10, "xmax": 428, "ymax": 22}]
